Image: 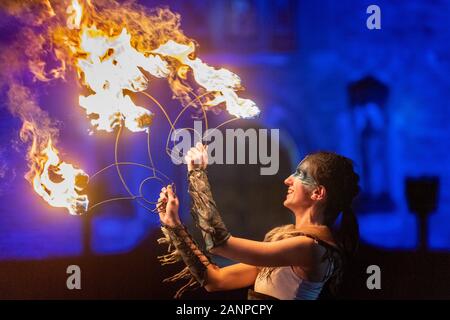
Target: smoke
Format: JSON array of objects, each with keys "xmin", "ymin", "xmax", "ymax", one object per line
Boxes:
[{"xmin": 6, "ymin": 84, "xmax": 59, "ymax": 182}]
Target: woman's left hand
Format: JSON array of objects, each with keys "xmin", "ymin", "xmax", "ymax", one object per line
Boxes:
[
  {"xmin": 157, "ymin": 184, "xmax": 181, "ymax": 227},
  {"xmin": 185, "ymin": 142, "xmax": 208, "ymax": 172}
]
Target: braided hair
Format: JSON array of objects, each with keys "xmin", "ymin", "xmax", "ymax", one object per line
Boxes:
[{"xmin": 305, "ymin": 151, "xmax": 360, "ymax": 259}]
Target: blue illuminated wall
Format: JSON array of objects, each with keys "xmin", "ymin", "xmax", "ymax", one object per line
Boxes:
[{"xmin": 293, "ymin": 0, "xmax": 450, "ymax": 250}]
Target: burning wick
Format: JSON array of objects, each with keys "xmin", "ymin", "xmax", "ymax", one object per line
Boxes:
[{"xmin": 32, "ymin": 139, "xmax": 89, "ymax": 215}]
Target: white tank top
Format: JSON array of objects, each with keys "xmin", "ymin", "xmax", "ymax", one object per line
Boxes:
[{"xmin": 254, "ymin": 266, "xmax": 325, "ymax": 300}]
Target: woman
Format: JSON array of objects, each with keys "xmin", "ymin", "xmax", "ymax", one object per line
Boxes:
[{"xmin": 157, "ymin": 143, "xmax": 360, "ymax": 300}]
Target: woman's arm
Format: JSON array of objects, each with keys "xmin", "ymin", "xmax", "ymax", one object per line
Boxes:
[
  {"xmin": 157, "ymin": 185, "xmax": 259, "ymax": 296},
  {"xmin": 204, "ymin": 263, "xmax": 259, "ymax": 292},
  {"xmin": 211, "ymin": 235, "xmax": 321, "ymax": 268}
]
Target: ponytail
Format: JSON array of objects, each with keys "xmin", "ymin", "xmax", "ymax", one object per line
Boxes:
[
  {"xmin": 337, "ymin": 205, "xmax": 359, "ymax": 262},
  {"xmin": 325, "ymin": 205, "xmax": 359, "ymax": 295}
]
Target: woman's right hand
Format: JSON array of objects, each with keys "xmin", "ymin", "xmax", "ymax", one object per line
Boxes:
[
  {"xmin": 157, "ymin": 184, "xmax": 181, "ymax": 227},
  {"xmin": 185, "ymin": 142, "xmax": 208, "ymax": 172}
]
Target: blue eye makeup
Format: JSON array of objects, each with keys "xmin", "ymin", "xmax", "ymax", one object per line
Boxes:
[{"xmin": 292, "ymin": 167, "xmax": 318, "ymax": 186}]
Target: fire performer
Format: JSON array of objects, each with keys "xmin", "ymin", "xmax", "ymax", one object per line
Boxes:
[{"xmin": 157, "ymin": 143, "xmax": 361, "ymax": 300}]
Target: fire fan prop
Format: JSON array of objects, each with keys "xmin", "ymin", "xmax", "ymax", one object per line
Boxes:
[{"xmin": 0, "ymin": 0, "xmax": 259, "ymax": 215}]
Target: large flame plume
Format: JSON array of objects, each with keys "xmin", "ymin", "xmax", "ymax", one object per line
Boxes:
[{"xmin": 0, "ymin": 0, "xmax": 260, "ymax": 214}]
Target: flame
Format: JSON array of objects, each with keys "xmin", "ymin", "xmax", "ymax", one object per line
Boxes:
[
  {"xmin": 77, "ymin": 27, "xmax": 168, "ymax": 132},
  {"xmin": 23, "ymin": 122, "xmax": 89, "ymax": 215},
  {"xmin": 66, "ymin": 0, "xmax": 259, "ymax": 133},
  {"xmin": 152, "ymin": 40, "xmax": 260, "ymax": 119},
  {"xmin": 67, "ymin": 0, "xmax": 83, "ymax": 30}
]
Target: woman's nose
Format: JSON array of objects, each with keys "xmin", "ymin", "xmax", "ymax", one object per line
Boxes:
[{"xmin": 284, "ymin": 175, "xmax": 293, "ymax": 186}]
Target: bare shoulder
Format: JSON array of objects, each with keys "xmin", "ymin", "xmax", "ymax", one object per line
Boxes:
[
  {"xmin": 303, "ymin": 235, "xmax": 329, "ymax": 256},
  {"xmin": 286, "ymin": 234, "xmax": 327, "ymax": 251},
  {"xmin": 284, "ymin": 235, "xmax": 329, "ymax": 264},
  {"xmin": 290, "ymin": 236, "xmax": 331, "ymax": 281}
]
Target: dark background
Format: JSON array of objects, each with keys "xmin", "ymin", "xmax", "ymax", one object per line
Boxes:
[{"xmin": 0, "ymin": 0, "xmax": 449, "ymax": 299}]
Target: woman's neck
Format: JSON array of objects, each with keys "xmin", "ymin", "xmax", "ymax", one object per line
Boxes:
[{"xmin": 294, "ymin": 207, "xmax": 325, "ymax": 229}]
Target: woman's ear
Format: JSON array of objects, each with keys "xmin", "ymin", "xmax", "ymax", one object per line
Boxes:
[{"xmin": 311, "ymin": 185, "xmax": 326, "ymax": 201}]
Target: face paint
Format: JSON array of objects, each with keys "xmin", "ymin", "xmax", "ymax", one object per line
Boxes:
[{"xmin": 292, "ymin": 162, "xmax": 318, "ymax": 187}]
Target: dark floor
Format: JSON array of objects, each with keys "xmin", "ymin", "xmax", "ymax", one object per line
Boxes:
[{"xmin": 0, "ymin": 229, "xmax": 449, "ymax": 300}]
